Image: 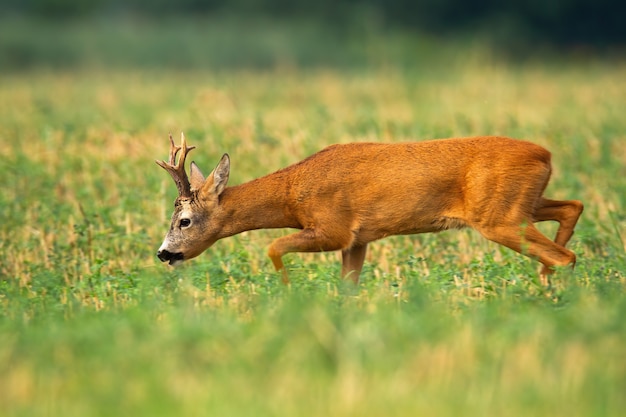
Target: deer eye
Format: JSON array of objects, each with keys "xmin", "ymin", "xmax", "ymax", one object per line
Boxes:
[{"xmin": 179, "ymin": 218, "xmax": 191, "ymax": 228}]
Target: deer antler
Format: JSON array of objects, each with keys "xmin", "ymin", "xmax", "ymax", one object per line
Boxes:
[{"xmin": 156, "ymin": 133, "xmax": 196, "ymax": 198}]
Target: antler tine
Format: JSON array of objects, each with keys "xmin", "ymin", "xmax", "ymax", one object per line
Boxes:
[
  {"xmin": 156, "ymin": 132, "xmax": 196, "ymax": 198},
  {"xmin": 178, "ymin": 132, "xmax": 196, "ymax": 167},
  {"xmin": 167, "ymin": 133, "xmax": 181, "ymax": 165}
]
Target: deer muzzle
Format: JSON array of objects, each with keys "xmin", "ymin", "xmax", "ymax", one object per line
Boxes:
[{"xmin": 157, "ymin": 249, "xmax": 184, "ymax": 265}]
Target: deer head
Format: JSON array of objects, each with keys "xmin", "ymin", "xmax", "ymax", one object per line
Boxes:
[{"xmin": 156, "ymin": 133, "xmax": 230, "ymax": 265}]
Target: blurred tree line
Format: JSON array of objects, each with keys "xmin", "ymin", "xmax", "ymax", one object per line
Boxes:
[{"xmin": 1, "ymin": 0, "xmax": 625, "ymax": 46}]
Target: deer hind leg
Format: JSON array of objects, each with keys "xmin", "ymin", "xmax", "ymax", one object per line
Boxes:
[
  {"xmin": 533, "ymin": 198, "xmax": 584, "ymax": 247},
  {"xmin": 268, "ymin": 228, "xmax": 353, "ymax": 284},
  {"xmin": 341, "ymin": 244, "xmax": 368, "ymax": 284},
  {"xmin": 477, "ymin": 222, "xmax": 576, "ymax": 285},
  {"xmin": 533, "ymin": 198, "xmax": 583, "ymax": 276}
]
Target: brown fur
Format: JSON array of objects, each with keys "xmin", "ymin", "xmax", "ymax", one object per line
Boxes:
[{"xmin": 157, "ymin": 135, "xmax": 583, "ymax": 284}]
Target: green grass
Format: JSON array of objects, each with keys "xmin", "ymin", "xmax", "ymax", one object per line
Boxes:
[{"xmin": 1, "ymin": 58, "xmax": 625, "ymax": 416}]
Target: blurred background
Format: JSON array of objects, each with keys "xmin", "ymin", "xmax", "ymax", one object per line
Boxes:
[{"xmin": 1, "ymin": 0, "xmax": 625, "ymax": 72}]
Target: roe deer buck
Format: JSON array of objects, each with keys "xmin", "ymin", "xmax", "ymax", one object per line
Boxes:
[{"xmin": 156, "ymin": 133, "xmax": 583, "ymax": 284}]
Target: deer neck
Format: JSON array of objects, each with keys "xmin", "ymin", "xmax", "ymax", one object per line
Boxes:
[{"xmin": 217, "ymin": 175, "xmax": 299, "ymax": 238}]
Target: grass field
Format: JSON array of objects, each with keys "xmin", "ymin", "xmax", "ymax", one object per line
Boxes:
[{"xmin": 1, "ymin": 54, "xmax": 625, "ymax": 416}]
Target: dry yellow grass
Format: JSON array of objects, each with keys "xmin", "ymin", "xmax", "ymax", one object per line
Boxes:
[{"xmin": 1, "ymin": 63, "xmax": 625, "ymax": 303}]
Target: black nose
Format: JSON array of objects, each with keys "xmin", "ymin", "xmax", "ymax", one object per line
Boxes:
[
  {"xmin": 157, "ymin": 250, "xmax": 184, "ymax": 264},
  {"xmin": 157, "ymin": 249, "xmax": 173, "ymax": 262}
]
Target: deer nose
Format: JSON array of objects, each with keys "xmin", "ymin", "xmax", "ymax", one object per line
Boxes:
[
  {"xmin": 157, "ymin": 249, "xmax": 173, "ymax": 262},
  {"xmin": 157, "ymin": 249, "xmax": 184, "ymax": 265}
]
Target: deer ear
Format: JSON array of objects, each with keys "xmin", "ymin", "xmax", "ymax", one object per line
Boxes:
[
  {"xmin": 189, "ymin": 161, "xmax": 205, "ymax": 191},
  {"xmin": 200, "ymin": 154, "xmax": 230, "ymax": 199}
]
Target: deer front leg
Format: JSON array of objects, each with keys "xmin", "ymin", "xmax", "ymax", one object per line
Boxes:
[
  {"xmin": 268, "ymin": 248, "xmax": 290, "ymax": 284},
  {"xmin": 341, "ymin": 244, "xmax": 367, "ymax": 284},
  {"xmin": 268, "ymin": 228, "xmax": 353, "ymax": 284}
]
